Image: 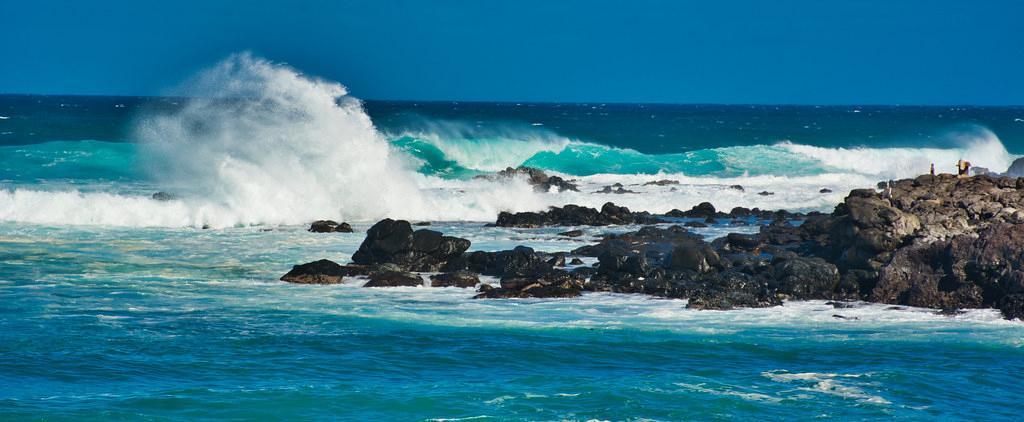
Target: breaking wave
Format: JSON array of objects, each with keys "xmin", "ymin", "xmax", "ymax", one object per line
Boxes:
[{"xmin": 0, "ymin": 53, "xmax": 1017, "ymax": 228}]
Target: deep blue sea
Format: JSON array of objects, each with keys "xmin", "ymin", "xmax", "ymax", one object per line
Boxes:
[{"xmin": 2, "ymin": 56, "xmax": 1024, "ymax": 420}]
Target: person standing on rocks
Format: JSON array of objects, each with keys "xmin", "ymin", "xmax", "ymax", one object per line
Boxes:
[{"xmin": 957, "ymin": 159, "xmax": 971, "ymax": 178}]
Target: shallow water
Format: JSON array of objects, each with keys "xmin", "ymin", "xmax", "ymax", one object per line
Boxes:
[{"xmin": 2, "ymin": 222, "xmax": 1023, "ymax": 420}]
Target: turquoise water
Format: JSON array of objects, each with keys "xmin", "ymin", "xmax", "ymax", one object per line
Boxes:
[
  {"xmin": 3, "ymin": 88, "xmax": 1024, "ymax": 420},
  {"xmin": 2, "ymin": 223, "xmax": 1023, "ymax": 420}
]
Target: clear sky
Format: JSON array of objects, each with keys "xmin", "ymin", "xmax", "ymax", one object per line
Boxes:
[{"xmin": 1, "ymin": 0, "xmax": 1021, "ymax": 104}]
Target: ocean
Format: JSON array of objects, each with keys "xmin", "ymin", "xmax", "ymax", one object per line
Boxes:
[{"xmin": 2, "ymin": 55, "xmax": 1023, "ymax": 420}]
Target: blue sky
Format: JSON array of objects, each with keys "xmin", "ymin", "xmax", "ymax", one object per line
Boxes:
[{"xmin": 1, "ymin": 0, "xmax": 1021, "ymax": 104}]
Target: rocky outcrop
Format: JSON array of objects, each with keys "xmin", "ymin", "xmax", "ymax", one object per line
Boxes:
[
  {"xmin": 495, "ymin": 202, "xmax": 662, "ymax": 227},
  {"xmin": 281, "ymin": 175, "xmax": 1024, "ymax": 320},
  {"xmin": 309, "ymin": 220, "xmax": 353, "ymax": 233},
  {"xmin": 351, "ymin": 219, "xmax": 471, "ymax": 272},
  {"xmin": 746, "ymin": 174, "xmax": 1024, "ymax": 318},
  {"xmin": 479, "ymin": 166, "xmax": 579, "ymax": 192},
  {"xmin": 872, "ymin": 223, "xmax": 1024, "ymax": 310}
]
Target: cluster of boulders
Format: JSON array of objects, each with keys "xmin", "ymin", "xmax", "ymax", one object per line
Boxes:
[
  {"xmin": 283, "ymin": 174, "xmax": 1024, "ymax": 320},
  {"xmin": 663, "ymin": 202, "xmax": 810, "ymax": 222},
  {"xmin": 748, "ymin": 174, "xmax": 1024, "ymax": 319}
]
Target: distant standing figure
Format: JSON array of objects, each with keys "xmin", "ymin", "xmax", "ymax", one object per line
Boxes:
[
  {"xmin": 957, "ymin": 159, "xmax": 971, "ymax": 178},
  {"xmin": 930, "ymin": 163, "xmax": 935, "ymax": 176}
]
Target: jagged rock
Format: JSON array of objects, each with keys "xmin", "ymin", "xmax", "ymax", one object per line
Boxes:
[
  {"xmin": 351, "ymin": 219, "xmax": 470, "ymax": 271},
  {"xmin": 483, "ymin": 166, "xmax": 579, "ymax": 192},
  {"xmin": 429, "ymin": 271, "xmax": 480, "ymax": 288},
  {"xmin": 558, "ymin": 229, "xmax": 584, "ymax": 237},
  {"xmin": 730, "ymin": 185, "xmax": 745, "ymax": 192},
  {"xmin": 872, "ymin": 223, "xmax": 1024, "ymax": 311},
  {"xmin": 758, "ymin": 191, "xmax": 774, "ymax": 196},
  {"xmin": 309, "ymin": 220, "xmax": 353, "ymax": 233},
  {"xmin": 820, "ymin": 188, "xmax": 833, "ymax": 193},
  {"xmin": 569, "ymin": 257, "xmax": 585, "ymax": 265}
]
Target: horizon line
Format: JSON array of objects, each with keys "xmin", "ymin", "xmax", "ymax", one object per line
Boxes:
[{"xmin": 0, "ymin": 92, "xmax": 1022, "ymax": 108}]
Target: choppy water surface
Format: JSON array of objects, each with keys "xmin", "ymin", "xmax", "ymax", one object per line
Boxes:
[
  {"xmin": 3, "ymin": 55, "xmax": 1024, "ymax": 420},
  {"xmin": 2, "ymin": 223, "xmax": 1023, "ymax": 420}
]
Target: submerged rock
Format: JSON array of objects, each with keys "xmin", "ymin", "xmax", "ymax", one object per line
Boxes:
[{"xmin": 151, "ymin": 191, "xmax": 175, "ymax": 201}]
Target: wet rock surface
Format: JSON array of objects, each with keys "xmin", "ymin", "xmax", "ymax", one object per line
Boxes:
[
  {"xmin": 281, "ymin": 175, "xmax": 1024, "ymax": 319},
  {"xmin": 477, "ymin": 166, "xmax": 579, "ymax": 192},
  {"xmin": 351, "ymin": 219, "xmax": 471, "ymax": 272},
  {"xmin": 308, "ymin": 220, "xmax": 354, "ymax": 233}
]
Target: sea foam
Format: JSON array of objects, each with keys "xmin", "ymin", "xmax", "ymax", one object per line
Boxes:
[{"xmin": 0, "ymin": 53, "xmax": 1018, "ymax": 228}]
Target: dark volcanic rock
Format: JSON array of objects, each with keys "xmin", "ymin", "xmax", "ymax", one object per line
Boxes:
[
  {"xmin": 351, "ymin": 219, "xmax": 470, "ymax": 271},
  {"xmin": 665, "ymin": 243, "xmax": 722, "ymax": 273},
  {"xmin": 558, "ymin": 229, "xmax": 584, "ymax": 237},
  {"xmin": 495, "ymin": 202, "xmax": 661, "ymax": 227},
  {"xmin": 429, "ymin": 271, "xmax": 480, "ymax": 288},
  {"xmin": 281, "ymin": 259, "xmax": 369, "ymax": 284},
  {"xmin": 476, "ymin": 269, "xmax": 585, "ymax": 299},
  {"xmin": 151, "ymin": 191, "xmax": 175, "ymax": 201},
  {"xmin": 482, "ymin": 166, "xmax": 579, "ymax": 192},
  {"xmin": 644, "ymin": 179, "xmax": 679, "ymax": 186},
  {"xmin": 595, "ymin": 185, "xmax": 638, "ymax": 194},
  {"xmin": 364, "ymin": 268, "xmax": 423, "ymax": 287},
  {"xmin": 686, "ymin": 270, "xmax": 781, "ymax": 310},
  {"xmin": 1000, "ymin": 294, "xmax": 1024, "ymax": 320},
  {"xmin": 469, "ymin": 246, "xmax": 553, "ymax": 277},
  {"xmin": 768, "ymin": 256, "xmax": 840, "ymax": 300},
  {"xmin": 309, "ymin": 220, "xmax": 354, "ymax": 233},
  {"xmin": 572, "ymin": 225, "xmax": 702, "ymax": 259},
  {"xmin": 873, "ymin": 223, "xmax": 1024, "ymax": 311}
]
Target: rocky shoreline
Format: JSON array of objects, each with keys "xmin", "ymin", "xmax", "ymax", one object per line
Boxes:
[{"xmin": 282, "ymin": 173, "xmax": 1024, "ymax": 321}]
